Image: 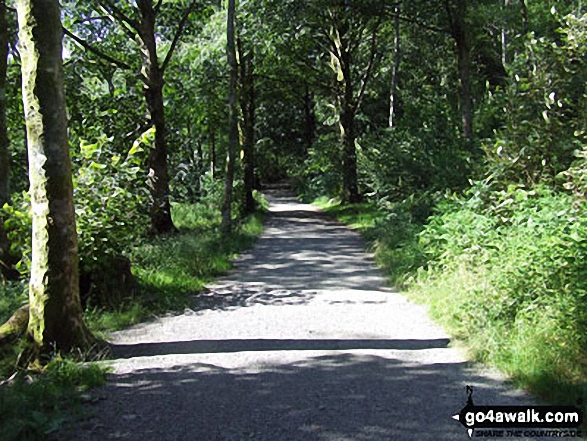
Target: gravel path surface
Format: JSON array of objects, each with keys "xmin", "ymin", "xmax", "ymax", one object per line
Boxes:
[{"xmin": 64, "ymin": 188, "xmax": 544, "ymax": 441}]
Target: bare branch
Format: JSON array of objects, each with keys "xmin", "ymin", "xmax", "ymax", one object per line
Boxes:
[
  {"xmin": 63, "ymin": 27, "xmax": 132, "ymax": 70},
  {"xmin": 353, "ymin": 21, "xmax": 380, "ymax": 114},
  {"xmin": 161, "ymin": 0, "xmax": 197, "ymax": 73}
]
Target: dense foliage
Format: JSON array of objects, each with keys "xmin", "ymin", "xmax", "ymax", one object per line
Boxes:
[
  {"xmin": 312, "ymin": 1, "xmax": 587, "ymax": 405},
  {"xmin": 0, "ymin": 0, "xmax": 585, "ymax": 428}
]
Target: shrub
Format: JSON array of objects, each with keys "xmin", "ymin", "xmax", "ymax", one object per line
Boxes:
[
  {"xmin": 73, "ymin": 134, "xmax": 150, "ymax": 271},
  {"xmin": 414, "ymin": 182, "xmax": 587, "ymax": 401}
]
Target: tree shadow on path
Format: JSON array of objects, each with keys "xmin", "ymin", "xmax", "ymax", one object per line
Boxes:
[
  {"xmin": 69, "ymin": 351, "xmax": 540, "ymax": 441},
  {"xmin": 63, "ymin": 187, "xmax": 545, "ymax": 440},
  {"xmin": 110, "ymin": 338, "xmax": 452, "ymax": 358}
]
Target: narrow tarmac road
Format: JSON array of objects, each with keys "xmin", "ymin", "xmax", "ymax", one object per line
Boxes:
[{"xmin": 65, "ymin": 188, "xmax": 542, "ymax": 441}]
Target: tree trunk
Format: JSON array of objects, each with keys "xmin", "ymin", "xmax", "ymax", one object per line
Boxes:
[
  {"xmin": 519, "ymin": 0, "xmax": 529, "ymax": 35},
  {"xmin": 0, "ymin": 0, "xmax": 17, "ymax": 282},
  {"xmin": 209, "ymin": 128, "xmax": 216, "ymax": 178},
  {"xmin": 389, "ymin": 1, "xmax": 401, "ymax": 128},
  {"xmin": 340, "ymin": 104, "xmax": 359, "ymax": 204},
  {"xmin": 237, "ymin": 35, "xmax": 256, "ymax": 214},
  {"xmin": 446, "ymin": 0, "xmax": 474, "ymax": 142},
  {"xmin": 16, "ymin": 0, "xmax": 93, "ymax": 352},
  {"xmin": 338, "ymin": 27, "xmax": 360, "ymax": 204},
  {"xmin": 221, "ymin": 0, "xmax": 238, "ymax": 233},
  {"xmin": 501, "ymin": 0, "xmax": 508, "ymax": 66},
  {"xmin": 303, "ymin": 83, "xmax": 316, "ymax": 153},
  {"xmin": 136, "ymin": 0, "xmax": 175, "ymax": 234}
]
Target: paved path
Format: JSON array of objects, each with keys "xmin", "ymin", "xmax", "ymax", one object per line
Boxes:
[{"xmin": 66, "ymin": 189, "xmax": 541, "ymax": 440}]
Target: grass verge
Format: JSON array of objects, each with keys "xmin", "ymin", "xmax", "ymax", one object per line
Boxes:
[
  {"xmin": 0, "ymin": 357, "xmax": 108, "ymax": 441},
  {"xmin": 85, "ymin": 202, "xmax": 266, "ymax": 334},
  {"xmin": 316, "ymin": 193, "xmax": 587, "ymax": 410},
  {"xmin": 0, "ymin": 199, "xmax": 266, "ymax": 440}
]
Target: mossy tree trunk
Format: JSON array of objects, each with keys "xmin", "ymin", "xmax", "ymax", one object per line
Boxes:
[
  {"xmin": 16, "ymin": 0, "xmax": 93, "ymax": 352},
  {"xmin": 323, "ymin": 5, "xmax": 379, "ymax": 204},
  {"xmin": 221, "ymin": 0, "xmax": 238, "ymax": 234},
  {"xmin": 337, "ymin": 19, "xmax": 360, "ymax": 204}
]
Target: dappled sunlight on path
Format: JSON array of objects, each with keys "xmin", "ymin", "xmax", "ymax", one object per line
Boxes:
[{"xmin": 63, "ymin": 187, "xmax": 544, "ymax": 441}]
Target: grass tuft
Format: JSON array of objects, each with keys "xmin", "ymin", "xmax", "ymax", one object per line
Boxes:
[{"xmin": 0, "ymin": 356, "xmax": 108, "ymax": 441}]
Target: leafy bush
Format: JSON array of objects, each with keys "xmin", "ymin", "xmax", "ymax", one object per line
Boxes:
[
  {"xmin": 294, "ymin": 133, "xmax": 342, "ymax": 201},
  {"xmin": 413, "ymin": 183, "xmax": 587, "ymax": 401},
  {"xmin": 559, "ymin": 146, "xmax": 587, "ymax": 197},
  {"xmin": 73, "ymin": 134, "xmax": 150, "ymax": 271},
  {"xmin": 483, "ymin": 12, "xmax": 587, "ymax": 187},
  {"xmin": 359, "ymin": 127, "xmax": 471, "ymax": 202},
  {"xmin": 1, "ymin": 192, "xmax": 33, "ymax": 276},
  {"xmin": 1, "ymin": 133, "xmax": 151, "ymax": 280}
]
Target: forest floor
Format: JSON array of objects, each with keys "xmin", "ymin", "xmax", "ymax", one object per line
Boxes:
[{"xmin": 60, "ymin": 188, "xmax": 545, "ymax": 441}]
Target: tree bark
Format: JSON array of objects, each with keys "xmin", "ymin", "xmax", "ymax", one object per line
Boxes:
[
  {"xmin": 0, "ymin": 0, "xmax": 17, "ymax": 282},
  {"xmin": 209, "ymin": 127, "xmax": 216, "ymax": 179},
  {"xmin": 446, "ymin": 0, "xmax": 474, "ymax": 142},
  {"xmin": 389, "ymin": 1, "xmax": 401, "ymax": 128},
  {"xmin": 519, "ymin": 0, "xmax": 529, "ymax": 35},
  {"xmin": 136, "ymin": 0, "xmax": 175, "ymax": 234},
  {"xmin": 16, "ymin": 0, "xmax": 93, "ymax": 352},
  {"xmin": 338, "ymin": 22, "xmax": 360, "ymax": 204},
  {"xmin": 221, "ymin": 0, "xmax": 238, "ymax": 233},
  {"xmin": 303, "ymin": 83, "xmax": 316, "ymax": 154},
  {"xmin": 237, "ymin": 35, "xmax": 256, "ymax": 214}
]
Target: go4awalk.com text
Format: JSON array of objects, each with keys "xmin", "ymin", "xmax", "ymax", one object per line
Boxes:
[{"xmin": 452, "ymin": 386, "xmax": 583, "ymax": 438}]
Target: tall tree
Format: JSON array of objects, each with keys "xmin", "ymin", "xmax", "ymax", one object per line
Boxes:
[
  {"xmin": 445, "ymin": 0, "xmax": 474, "ymax": 142},
  {"xmin": 66, "ymin": 0, "xmax": 200, "ymax": 234},
  {"xmin": 16, "ymin": 0, "xmax": 93, "ymax": 352},
  {"xmin": 136, "ymin": 0, "xmax": 176, "ymax": 233},
  {"xmin": 0, "ymin": 0, "xmax": 16, "ymax": 281},
  {"xmin": 221, "ymin": 0, "xmax": 238, "ymax": 233},
  {"xmin": 237, "ymin": 34, "xmax": 256, "ymax": 214},
  {"xmin": 319, "ymin": 2, "xmax": 383, "ymax": 203},
  {"xmin": 389, "ymin": 1, "xmax": 402, "ymax": 128}
]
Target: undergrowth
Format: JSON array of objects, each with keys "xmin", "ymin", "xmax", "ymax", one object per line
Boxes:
[
  {"xmin": 86, "ymin": 202, "xmax": 266, "ymax": 334},
  {"xmin": 0, "ymin": 356, "xmax": 108, "ymax": 441},
  {"xmin": 317, "ymin": 185, "xmax": 587, "ymax": 408},
  {"xmin": 0, "ymin": 198, "xmax": 266, "ymax": 440}
]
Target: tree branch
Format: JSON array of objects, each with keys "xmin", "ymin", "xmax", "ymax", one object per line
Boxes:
[
  {"xmin": 124, "ymin": 122, "xmax": 153, "ymax": 146},
  {"xmin": 397, "ymin": 14, "xmax": 447, "ymax": 34},
  {"xmin": 99, "ymin": 0, "xmax": 140, "ymax": 31},
  {"xmin": 97, "ymin": 0, "xmax": 140, "ymax": 40},
  {"xmin": 353, "ymin": 21, "xmax": 380, "ymax": 115},
  {"xmin": 154, "ymin": 0, "xmax": 164, "ymax": 15},
  {"xmin": 161, "ymin": 0, "xmax": 197, "ymax": 74},
  {"xmin": 63, "ymin": 27, "xmax": 132, "ymax": 70},
  {"xmin": 73, "ymin": 16, "xmax": 109, "ymax": 25}
]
